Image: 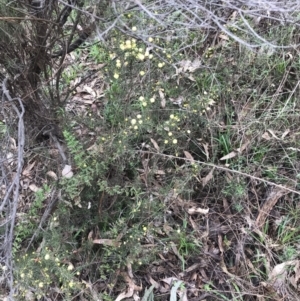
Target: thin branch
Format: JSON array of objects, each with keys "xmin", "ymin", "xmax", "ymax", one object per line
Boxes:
[
  {"xmin": 137, "ymin": 150, "xmax": 300, "ymax": 196},
  {"xmin": 0, "ymin": 78, "xmax": 25, "ymax": 301}
]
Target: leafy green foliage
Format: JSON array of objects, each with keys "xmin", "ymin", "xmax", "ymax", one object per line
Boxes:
[{"xmin": 13, "ymin": 184, "xmax": 50, "ymax": 253}]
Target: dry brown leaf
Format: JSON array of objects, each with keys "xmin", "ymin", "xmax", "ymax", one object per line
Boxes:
[
  {"xmin": 62, "ymin": 165, "xmax": 73, "ymax": 179},
  {"xmin": 236, "ymin": 140, "xmax": 250, "ymax": 153},
  {"xmin": 71, "ymin": 95, "xmax": 82, "ymax": 102},
  {"xmin": 220, "ymin": 151, "xmax": 237, "ymax": 161},
  {"xmin": 24, "ymin": 290, "xmax": 35, "ymax": 301},
  {"xmin": 203, "ymin": 143, "xmax": 210, "ymax": 160},
  {"xmin": 219, "ymin": 34, "xmax": 229, "ymax": 40},
  {"xmin": 163, "ymin": 222, "xmax": 173, "ymax": 235},
  {"xmin": 9, "ymin": 137, "xmax": 16, "ymax": 150},
  {"xmin": 281, "ymin": 129, "xmax": 290, "ymax": 140},
  {"xmin": 80, "ymin": 280, "xmax": 99, "ymax": 300},
  {"xmin": 201, "ymin": 168, "xmax": 214, "ymax": 187},
  {"xmin": 162, "ymin": 277, "xmax": 179, "ymax": 286},
  {"xmin": 237, "ymin": 101, "xmax": 253, "ymax": 122},
  {"xmin": 155, "ymin": 170, "xmax": 165, "ymax": 175},
  {"xmin": 169, "ymin": 96, "xmax": 184, "ymax": 106},
  {"xmin": 176, "ymin": 60, "xmax": 189, "ymax": 74},
  {"xmin": 115, "ymin": 288, "xmax": 134, "ymax": 301},
  {"xmin": 82, "ymin": 99, "xmax": 94, "ymax": 104},
  {"xmin": 177, "ymin": 59, "xmax": 201, "ymax": 73},
  {"xmin": 218, "ymin": 234, "xmax": 224, "ymax": 254},
  {"xmin": 256, "ymin": 187, "xmax": 287, "ymax": 229},
  {"xmin": 148, "ymin": 276, "xmax": 160, "ymax": 289},
  {"xmin": 150, "ymin": 138, "xmax": 160, "ymax": 152},
  {"xmin": 83, "ymin": 85, "xmax": 96, "ymax": 97},
  {"xmin": 189, "ymin": 58, "xmax": 201, "ymax": 72},
  {"xmin": 267, "ymin": 129, "xmax": 280, "ymax": 140},
  {"xmin": 161, "ymin": 278, "xmax": 188, "ymax": 301},
  {"xmin": 221, "ymin": 198, "xmax": 229, "ymax": 213},
  {"xmin": 268, "ymin": 260, "xmax": 298, "ymax": 291},
  {"xmin": 6, "ymin": 152, "xmax": 14, "ymax": 165},
  {"xmin": 176, "ymin": 284, "xmax": 188, "ymax": 301},
  {"xmin": 159, "ymin": 89, "xmax": 166, "ymax": 108},
  {"xmin": 179, "ymin": 263, "xmax": 200, "ymax": 278},
  {"xmin": 22, "ymin": 161, "xmax": 36, "ymax": 177},
  {"xmin": 127, "ymin": 262, "xmax": 134, "ymax": 278},
  {"xmin": 170, "ymin": 242, "xmax": 185, "ymax": 264},
  {"xmin": 122, "ymin": 272, "xmax": 142, "ymax": 291},
  {"xmin": 87, "ymin": 143, "xmax": 103, "ymax": 153},
  {"xmin": 29, "ymin": 184, "xmax": 40, "ymax": 192},
  {"xmin": 289, "ymin": 260, "xmax": 300, "ymax": 289},
  {"xmin": 228, "ymin": 10, "xmax": 237, "ymax": 21},
  {"xmin": 142, "ymin": 159, "xmax": 149, "ymax": 174},
  {"xmin": 133, "ymin": 293, "xmax": 140, "ymax": 301},
  {"xmin": 46, "ymin": 171, "xmax": 58, "ymax": 181},
  {"xmin": 262, "ymin": 131, "xmax": 271, "ymax": 140},
  {"xmin": 187, "ymin": 207, "xmax": 209, "ymax": 215},
  {"xmin": 183, "ymin": 151, "xmax": 194, "ymax": 162},
  {"xmin": 92, "ymin": 238, "xmax": 120, "ymax": 247},
  {"xmin": 188, "ymin": 75, "xmax": 196, "ymax": 81},
  {"xmin": 74, "ymin": 196, "xmax": 82, "ymax": 208},
  {"xmin": 188, "ymin": 216, "xmax": 198, "ymax": 231},
  {"xmin": 87, "ymin": 230, "xmax": 93, "ymax": 241},
  {"xmin": 159, "ymin": 282, "xmax": 171, "ymax": 293}
]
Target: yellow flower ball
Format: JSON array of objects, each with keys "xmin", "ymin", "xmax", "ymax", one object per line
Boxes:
[
  {"xmin": 208, "ymin": 99, "xmax": 215, "ymax": 106},
  {"xmin": 137, "ymin": 53, "xmax": 145, "ymax": 60}
]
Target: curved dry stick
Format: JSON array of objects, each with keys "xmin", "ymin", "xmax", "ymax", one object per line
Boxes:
[
  {"xmin": 138, "ymin": 150, "xmax": 300, "ymax": 196},
  {"xmin": 0, "ymin": 78, "xmax": 25, "ymax": 300}
]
